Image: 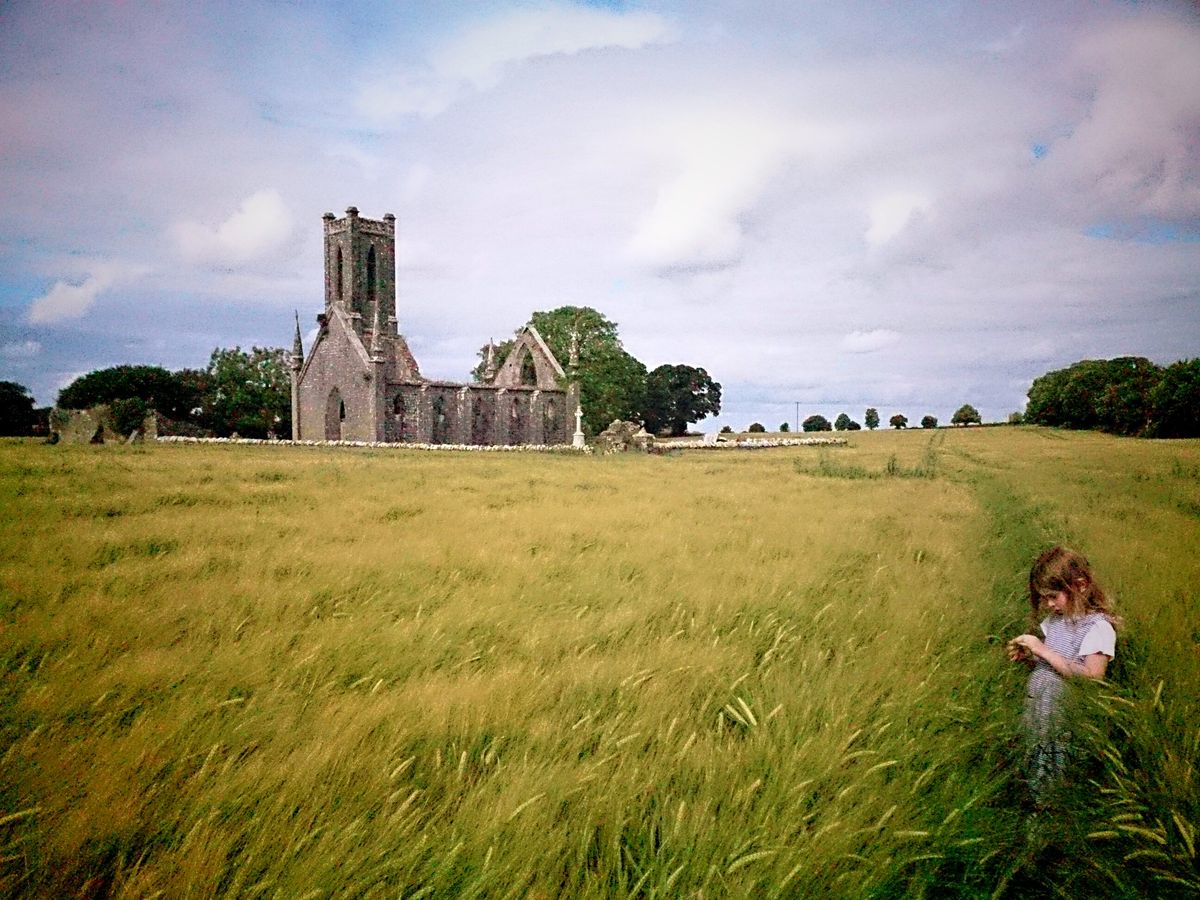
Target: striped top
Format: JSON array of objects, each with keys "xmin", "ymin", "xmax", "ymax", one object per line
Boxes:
[{"xmin": 1027, "ymin": 612, "xmax": 1116, "ymax": 704}]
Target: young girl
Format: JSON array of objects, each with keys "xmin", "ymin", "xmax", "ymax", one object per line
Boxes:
[{"xmin": 1007, "ymin": 546, "xmax": 1121, "ymax": 797}]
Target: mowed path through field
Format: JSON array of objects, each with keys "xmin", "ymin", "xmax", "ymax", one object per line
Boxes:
[{"xmin": 1, "ymin": 429, "xmax": 1197, "ymax": 897}]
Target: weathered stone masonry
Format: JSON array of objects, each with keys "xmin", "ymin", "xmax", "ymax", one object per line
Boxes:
[{"xmin": 292, "ymin": 207, "xmax": 577, "ymax": 445}]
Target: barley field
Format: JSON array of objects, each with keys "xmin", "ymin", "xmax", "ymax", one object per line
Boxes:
[{"xmin": 1, "ymin": 428, "xmax": 1197, "ymax": 897}]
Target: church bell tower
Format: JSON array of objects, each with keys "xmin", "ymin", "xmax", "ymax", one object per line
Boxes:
[{"xmin": 322, "ymin": 207, "xmax": 398, "ymax": 338}]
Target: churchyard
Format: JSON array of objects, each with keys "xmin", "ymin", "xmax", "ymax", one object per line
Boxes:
[{"xmin": 1, "ymin": 427, "xmax": 1197, "ymax": 896}]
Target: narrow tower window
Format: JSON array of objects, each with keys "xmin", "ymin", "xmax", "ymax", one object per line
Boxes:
[
  {"xmin": 367, "ymin": 245, "xmax": 377, "ymax": 313},
  {"xmin": 336, "ymin": 247, "xmax": 344, "ymax": 304}
]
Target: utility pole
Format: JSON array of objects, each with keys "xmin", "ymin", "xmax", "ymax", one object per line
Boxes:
[{"xmin": 795, "ymin": 401, "xmax": 800, "ymax": 433}]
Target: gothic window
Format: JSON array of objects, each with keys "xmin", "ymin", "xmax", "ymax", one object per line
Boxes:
[
  {"xmin": 520, "ymin": 350, "xmax": 538, "ymax": 386},
  {"xmin": 543, "ymin": 398, "xmax": 557, "ymax": 444},
  {"xmin": 367, "ymin": 245, "xmax": 377, "ymax": 312},
  {"xmin": 432, "ymin": 394, "xmax": 448, "ymax": 444},
  {"xmin": 336, "ymin": 247, "xmax": 344, "ymax": 304},
  {"xmin": 325, "ymin": 388, "xmax": 343, "ymax": 441}
]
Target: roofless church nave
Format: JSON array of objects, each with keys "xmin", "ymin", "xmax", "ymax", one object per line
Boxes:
[{"xmin": 290, "ymin": 207, "xmax": 578, "ymax": 445}]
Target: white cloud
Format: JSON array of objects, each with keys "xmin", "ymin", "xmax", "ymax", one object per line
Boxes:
[
  {"xmin": 841, "ymin": 329, "xmax": 902, "ymax": 353},
  {"xmin": 172, "ymin": 190, "xmax": 294, "ymax": 267},
  {"xmin": 26, "ymin": 262, "xmax": 145, "ymax": 324},
  {"xmin": 432, "ymin": 4, "xmax": 673, "ymax": 89},
  {"xmin": 356, "ymin": 3, "xmax": 674, "ymax": 120},
  {"xmin": 1, "ymin": 340, "xmax": 41, "ymax": 359},
  {"xmin": 627, "ymin": 108, "xmax": 840, "ymax": 270},
  {"xmin": 1047, "ymin": 15, "xmax": 1200, "ymax": 222},
  {"xmin": 865, "ymin": 193, "xmax": 932, "ymax": 246}
]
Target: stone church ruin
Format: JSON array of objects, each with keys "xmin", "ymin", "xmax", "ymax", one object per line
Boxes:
[{"xmin": 291, "ymin": 207, "xmax": 578, "ymax": 445}]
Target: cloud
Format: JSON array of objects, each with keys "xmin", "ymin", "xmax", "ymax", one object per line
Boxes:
[
  {"xmin": 172, "ymin": 190, "xmax": 295, "ymax": 267},
  {"xmin": 1, "ymin": 340, "xmax": 41, "ymax": 359},
  {"xmin": 356, "ymin": 3, "xmax": 674, "ymax": 120},
  {"xmin": 840, "ymin": 329, "xmax": 902, "ymax": 353},
  {"xmin": 865, "ymin": 193, "xmax": 932, "ymax": 246},
  {"xmin": 1046, "ymin": 14, "xmax": 1200, "ymax": 223},
  {"xmin": 627, "ymin": 108, "xmax": 840, "ymax": 270},
  {"xmin": 26, "ymin": 262, "xmax": 145, "ymax": 324}
]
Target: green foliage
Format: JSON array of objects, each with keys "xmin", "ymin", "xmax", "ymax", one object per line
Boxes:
[
  {"xmin": 1148, "ymin": 358, "xmax": 1200, "ymax": 438},
  {"xmin": 889, "ymin": 413, "xmax": 908, "ymax": 429},
  {"xmin": 778, "ymin": 422, "xmax": 789, "ymax": 432},
  {"xmin": 747, "ymin": 422, "xmax": 766, "ymax": 433},
  {"xmin": 470, "ymin": 339, "xmax": 516, "ymax": 382},
  {"xmin": 0, "ymin": 381, "xmax": 35, "ymax": 436},
  {"xmin": 57, "ymin": 364, "xmax": 197, "ymax": 420},
  {"xmin": 641, "ymin": 364, "xmax": 721, "ymax": 436},
  {"xmin": 1026, "ymin": 357, "xmax": 1162, "ymax": 435},
  {"xmin": 951, "ymin": 404, "xmax": 981, "ymax": 426},
  {"xmin": 846, "ymin": 420, "xmax": 862, "ymax": 431},
  {"xmin": 802, "ymin": 414, "xmax": 831, "ymax": 432},
  {"xmin": 920, "ymin": 415, "xmax": 938, "ymax": 429},
  {"xmin": 719, "ymin": 425, "xmax": 733, "ymax": 434},
  {"xmin": 202, "ymin": 346, "xmax": 291, "ymax": 438},
  {"xmin": 865, "ymin": 408, "xmax": 880, "ymax": 430},
  {"xmin": 834, "ymin": 412, "xmax": 852, "ymax": 431},
  {"xmin": 109, "ymin": 397, "xmax": 149, "ymax": 437},
  {"xmin": 1008, "ymin": 411, "xmax": 1024, "ymax": 425}
]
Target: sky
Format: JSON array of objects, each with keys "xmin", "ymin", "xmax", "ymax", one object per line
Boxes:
[{"xmin": 1, "ymin": 0, "xmax": 1198, "ymax": 431}]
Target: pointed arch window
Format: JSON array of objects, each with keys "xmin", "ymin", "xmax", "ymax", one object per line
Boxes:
[
  {"xmin": 367, "ymin": 245, "xmax": 377, "ymax": 312},
  {"xmin": 335, "ymin": 247, "xmax": 344, "ymax": 304}
]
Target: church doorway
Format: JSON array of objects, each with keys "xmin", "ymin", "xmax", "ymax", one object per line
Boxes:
[{"xmin": 325, "ymin": 388, "xmax": 344, "ymax": 440}]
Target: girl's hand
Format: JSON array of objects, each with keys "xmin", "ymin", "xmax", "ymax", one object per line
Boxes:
[{"xmin": 1007, "ymin": 634, "xmax": 1043, "ymax": 662}]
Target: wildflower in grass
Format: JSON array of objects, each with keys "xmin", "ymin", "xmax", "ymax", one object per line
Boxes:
[{"xmin": 1008, "ymin": 546, "xmax": 1122, "ymax": 800}]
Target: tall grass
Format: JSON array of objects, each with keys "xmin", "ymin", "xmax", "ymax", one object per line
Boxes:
[{"xmin": 0, "ymin": 428, "xmax": 1196, "ymax": 896}]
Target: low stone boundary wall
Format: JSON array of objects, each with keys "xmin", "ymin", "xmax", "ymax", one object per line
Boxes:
[
  {"xmin": 157, "ymin": 435, "xmax": 846, "ymax": 452},
  {"xmin": 157, "ymin": 436, "xmax": 589, "ymax": 453}
]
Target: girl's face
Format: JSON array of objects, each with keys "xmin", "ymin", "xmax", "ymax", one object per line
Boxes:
[{"xmin": 1041, "ymin": 590, "xmax": 1070, "ymax": 616}]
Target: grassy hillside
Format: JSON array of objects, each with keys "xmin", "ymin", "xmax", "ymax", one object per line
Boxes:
[{"xmin": 1, "ymin": 429, "xmax": 1197, "ymax": 897}]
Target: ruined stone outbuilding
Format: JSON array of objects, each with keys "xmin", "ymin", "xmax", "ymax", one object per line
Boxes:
[{"xmin": 291, "ymin": 207, "xmax": 578, "ymax": 444}]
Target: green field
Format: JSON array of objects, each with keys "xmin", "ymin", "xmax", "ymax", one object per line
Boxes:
[{"xmin": 1, "ymin": 429, "xmax": 1197, "ymax": 897}]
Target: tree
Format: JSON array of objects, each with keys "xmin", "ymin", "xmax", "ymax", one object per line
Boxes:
[
  {"xmin": 802, "ymin": 414, "xmax": 832, "ymax": 432},
  {"xmin": 865, "ymin": 408, "xmax": 880, "ymax": 430},
  {"xmin": 748, "ymin": 422, "xmax": 766, "ymax": 433},
  {"xmin": 951, "ymin": 404, "xmax": 981, "ymax": 426},
  {"xmin": 1149, "ymin": 359, "xmax": 1200, "ymax": 438},
  {"xmin": 846, "ymin": 420, "xmax": 862, "ymax": 431},
  {"xmin": 920, "ymin": 415, "xmax": 938, "ymax": 429},
  {"xmin": 641, "ymin": 364, "xmax": 722, "ymax": 436},
  {"xmin": 1008, "ymin": 411, "xmax": 1024, "ymax": 425},
  {"xmin": 719, "ymin": 425, "xmax": 733, "ymax": 434},
  {"xmin": 0, "ymin": 381, "xmax": 35, "ymax": 436},
  {"xmin": 834, "ymin": 412, "xmax": 852, "ymax": 431},
  {"xmin": 889, "ymin": 414, "xmax": 908, "ymax": 429},
  {"xmin": 203, "ymin": 347, "xmax": 291, "ymax": 438},
  {"xmin": 57, "ymin": 364, "xmax": 197, "ymax": 420},
  {"xmin": 779, "ymin": 422, "xmax": 789, "ymax": 432},
  {"xmin": 1026, "ymin": 357, "xmax": 1161, "ymax": 435}
]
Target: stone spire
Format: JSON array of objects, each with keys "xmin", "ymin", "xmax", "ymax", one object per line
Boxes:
[
  {"xmin": 290, "ymin": 311, "xmax": 304, "ymax": 369},
  {"xmin": 484, "ymin": 339, "xmax": 497, "ymax": 381}
]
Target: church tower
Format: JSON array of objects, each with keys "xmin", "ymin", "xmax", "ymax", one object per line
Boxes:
[{"xmin": 322, "ymin": 206, "xmax": 398, "ymax": 341}]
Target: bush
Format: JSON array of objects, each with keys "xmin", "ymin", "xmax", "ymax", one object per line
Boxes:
[
  {"xmin": 747, "ymin": 423, "xmax": 766, "ymax": 433},
  {"xmin": 719, "ymin": 425, "xmax": 734, "ymax": 434},
  {"xmin": 779, "ymin": 422, "xmax": 790, "ymax": 432},
  {"xmin": 834, "ymin": 413, "xmax": 852, "ymax": 431},
  {"xmin": 846, "ymin": 420, "xmax": 862, "ymax": 431}
]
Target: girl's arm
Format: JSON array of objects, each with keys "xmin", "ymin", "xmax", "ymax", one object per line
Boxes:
[{"xmin": 1008, "ymin": 634, "xmax": 1108, "ymax": 679}]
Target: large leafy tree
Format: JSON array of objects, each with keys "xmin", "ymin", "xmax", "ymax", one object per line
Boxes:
[
  {"xmin": 865, "ymin": 408, "xmax": 880, "ymax": 430},
  {"xmin": 641, "ymin": 364, "xmax": 721, "ymax": 436},
  {"xmin": 802, "ymin": 414, "xmax": 832, "ymax": 432},
  {"xmin": 889, "ymin": 413, "xmax": 908, "ymax": 429},
  {"xmin": 475, "ymin": 306, "xmax": 647, "ymax": 436},
  {"xmin": 1026, "ymin": 357, "xmax": 1162, "ymax": 435},
  {"xmin": 834, "ymin": 412, "xmax": 852, "ymax": 431},
  {"xmin": 1149, "ymin": 359, "xmax": 1200, "ymax": 438},
  {"xmin": 951, "ymin": 404, "xmax": 981, "ymax": 426},
  {"xmin": 57, "ymin": 364, "xmax": 198, "ymax": 420},
  {"xmin": 0, "ymin": 381, "xmax": 35, "ymax": 436},
  {"xmin": 202, "ymin": 347, "xmax": 291, "ymax": 438}
]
